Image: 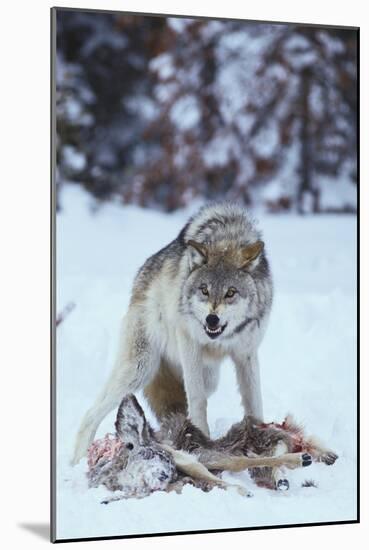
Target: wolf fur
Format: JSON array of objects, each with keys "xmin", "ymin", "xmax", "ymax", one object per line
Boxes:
[{"xmin": 72, "ymin": 202, "xmax": 273, "ymax": 465}]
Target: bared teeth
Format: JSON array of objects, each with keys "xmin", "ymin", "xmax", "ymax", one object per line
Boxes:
[
  {"xmin": 206, "ymin": 326, "xmax": 221, "ymax": 334},
  {"xmin": 204, "ymin": 323, "xmax": 227, "ymax": 337}
]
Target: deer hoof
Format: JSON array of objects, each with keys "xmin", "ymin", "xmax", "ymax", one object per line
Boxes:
[
  {"xmin": 277, "ymin": 479, "xmax": 289, "ymax": 491},
  {"xmin": 302, "ymin": 453, "xmax": 312, "ymax": 467},
  {"xmin": 320, "ymin": 451, "xmax": 338, "ymax": 465}
]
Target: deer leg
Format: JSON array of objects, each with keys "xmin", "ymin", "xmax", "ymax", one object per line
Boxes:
[
  {"xmin": 160, "ymin": 444, "xmax": 311, "ymax": 496},
  {"xmin": 166, "ymin": 479, "xmax": 187, "ymax": 494},
  {"xmin": 271, "ymin": 441, "xmax": 290, "ymax": 491},
  {"xmin": 305, "ymin": 435, "xmax": 338, "ymax": 465},
  {"xmin": 201, "ymin": 451, "xmax": 312, "ymax": 472},
  {"xmin": 160, "ymin": 444, "xmax": 252, "ymax": 497}
]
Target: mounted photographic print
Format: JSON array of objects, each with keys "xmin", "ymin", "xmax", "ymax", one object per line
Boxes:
[{"xmin": 51, "ymin": 6, "xmax": 359, "ymax": 543}]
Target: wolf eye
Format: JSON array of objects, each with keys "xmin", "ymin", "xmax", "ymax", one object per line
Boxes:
[
  {"xmin": 225, "ymin": 288, "xmax": 236, "ymax": 298},
  {"xmin": 200, "ymin": 285, "xmax": 208, "ymax": 296}
]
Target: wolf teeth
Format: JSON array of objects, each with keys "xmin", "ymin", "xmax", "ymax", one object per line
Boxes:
[{"xmin": 206, "ymin": 327, "xmax": 221, "ymax": 334}]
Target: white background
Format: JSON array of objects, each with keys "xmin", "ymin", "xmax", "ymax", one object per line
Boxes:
[{"xmin": 0, "ymin": 0, "xmax": 366, "ymax": 548}]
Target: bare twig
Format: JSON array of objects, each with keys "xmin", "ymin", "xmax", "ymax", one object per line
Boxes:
[{"xmin": 56, "ymin": 302, "xmax": 76, "ymax": 327}]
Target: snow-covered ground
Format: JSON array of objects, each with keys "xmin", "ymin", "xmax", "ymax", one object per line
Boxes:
[{"xmin": 55, "ymin": 184, "xmax": 357, "ymax": 540}]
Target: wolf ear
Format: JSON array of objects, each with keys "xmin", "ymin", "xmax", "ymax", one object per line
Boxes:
[
  {"xmin": 187, "ymin": 240, "xmax": 208, "ymax": 269},
  {"xmin": 240, "ymin": 240, "xmax": 264, "ymax": 269}
]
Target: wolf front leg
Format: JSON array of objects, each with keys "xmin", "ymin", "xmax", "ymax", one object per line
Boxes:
[
  {"xmin": 232, "ymin": 351, "xmax": 263, "ymax": 420},
  {"xmin": 71, "ymin": 315, "xmax": 160, "ymax": 465},
  {"xmin": 177, "ymin": 331, "xmax": 209, "ymax": 436}
]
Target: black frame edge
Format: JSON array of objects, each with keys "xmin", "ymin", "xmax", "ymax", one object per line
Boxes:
[
  {"xmin": 51, "ymin": 6, "xmax": 57, "ymax": 544},
  {"xmin": 53, "ymin": 519, "xmax": 359, "ymax": 544},
  {"xmin": 50, "ymin": 7, "xmax": 360, "ymax": 543}
]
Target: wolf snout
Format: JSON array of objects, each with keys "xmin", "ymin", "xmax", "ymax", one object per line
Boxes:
[
  {"xmin": 204, "ymin": 314, "xmax": 227, "ymax": 339},
  {"xmin": 206, "ymin": 314, "xmax": 220, "ymax": 328}
]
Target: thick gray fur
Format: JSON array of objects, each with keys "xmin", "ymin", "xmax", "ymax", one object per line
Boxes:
[{"xmin": 73, "ymin": 202, "xmax": 273, "ymax": 465}]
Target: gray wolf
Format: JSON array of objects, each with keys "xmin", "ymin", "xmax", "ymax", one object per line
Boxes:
[
  {"xmin": 72, "ymin": 202, "xmax": 273, "ymax": 465},
  {"xmin": 87, "ymin": 394, "xmax": 337, "ymax": 502}
]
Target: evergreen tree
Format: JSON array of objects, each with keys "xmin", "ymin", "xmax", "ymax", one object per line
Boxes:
[{"xmin": 55, "ymin": 10, "xmax": 357, "ymax": 213}]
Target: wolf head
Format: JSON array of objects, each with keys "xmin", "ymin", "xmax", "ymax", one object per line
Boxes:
[
  {"xmin": 182, "ymin": 238, "xmax": 269, "ymax": 342},
  {"xmin": 178, "ymin": 202, "xmax": 272, "ymax": 343}
]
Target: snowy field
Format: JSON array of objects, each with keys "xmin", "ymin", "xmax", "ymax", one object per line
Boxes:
[{"xmin": 55, "ymin": 184, "xmax": 357, "ymax": 540}]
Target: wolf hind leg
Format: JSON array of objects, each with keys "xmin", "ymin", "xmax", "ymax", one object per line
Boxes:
[
  {"xmin": 71, "ymin": 385, "xmax": 124, "ymax": 466},
  {"xmin": 144, "ymin": 359, "xmax": 187, "ymax": 419},
  {"xmin": 72, "ymin": 332, "xmax": 160, "ymax": 465}
]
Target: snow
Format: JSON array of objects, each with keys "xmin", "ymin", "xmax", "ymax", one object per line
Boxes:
[
  {"xmin": 62, "ymin": 145, "xmax": 86, "ymax": 172},
  {"xmin": 319, "ymin": 174, "xmax": 357, "ymax": 211},
  {"xmin": 309, "ymin": 83, "xmax": 324, "ymax": 118},
  {"xmin": 204, "ymin": 133, "xmax": 237, "ymax": 168},
  {"xmin": 124, "ymin": 94, "xmax": 157, "ymax": 121},
  {"xmin": 56, "ymin": 184, "xmax": 357, "ymax": 540},
  {"xmin": 170, "ymin": 94, "xmax": 202, "ymax": 131},
  {"xmin": 79, "ymin": 16, "xmax": 127, "ymax": 57},
  {"xmin": 317, "ymin": 31, "xmax": 345, "ymax": 56},
  {"xmin": 283, "ymin": 34, "xmax": 318, "ymax": 69},
  {"xmin": 167, "ymin": 16, "xmax": 193, "ymax": 33},
  {"xmin": 63, "ymin": 97, "xmax": 82, "ymax": 122},
  {"xmin": 150, "ymin": 53, "xmax": 175, "ymax": 80},
  {"xmin": 155, "ymin": 82, "xmax": 178, "ymax": 104},
  {"xmin": 251, "ymin": 120, "xmax": 279, "ymax": 158}
]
